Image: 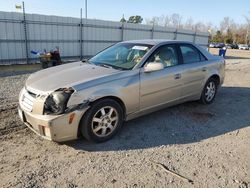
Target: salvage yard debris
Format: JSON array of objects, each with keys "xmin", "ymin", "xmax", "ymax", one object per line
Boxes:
[{"xmin": 150, "ymin": 160, "xmax": 194, "ymax": 184}]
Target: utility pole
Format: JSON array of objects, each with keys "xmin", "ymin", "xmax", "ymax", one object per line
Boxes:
[{"xmin": 85, "ymin": 0, "xmax": 87, "ymax": 19}]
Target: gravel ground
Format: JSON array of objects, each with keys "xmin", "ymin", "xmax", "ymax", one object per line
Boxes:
[
  {"xmin": 0, "ymin": 74, "xmax": 29, "ymax": 136},
  {"xmin": 0, "ymin": 50, "xmax": 250, "ymax": 188}
]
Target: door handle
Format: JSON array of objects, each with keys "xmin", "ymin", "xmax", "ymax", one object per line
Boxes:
[
  {"xmin": 174, "ymin": 73, "xmax": 181, "ymax": 79},
  {"xmin": 202, "ymin": 67, "xmax": 207, "ymax": 72}
]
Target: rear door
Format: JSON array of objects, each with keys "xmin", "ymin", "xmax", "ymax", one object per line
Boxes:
[{"xmin": 177, "ymin": 44, "xmax": 208, "ymax": 99}]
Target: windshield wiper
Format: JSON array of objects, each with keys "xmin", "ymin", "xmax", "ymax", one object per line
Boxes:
[
  {"xmin": 98, "ymin": 63, "xmax": 114, "ymax": 69},
  {"xmin": 97, "ymin": 63, "xmax": 124, "ymax": 70}
]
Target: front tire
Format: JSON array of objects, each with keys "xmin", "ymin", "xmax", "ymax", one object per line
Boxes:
[
  {"xmin": 200, "ymin": 78, "xmax": 218, "ymax": 104},
  {"xmin": 80, "ymin": 99, "xmax": 124, "ymax": 142}
]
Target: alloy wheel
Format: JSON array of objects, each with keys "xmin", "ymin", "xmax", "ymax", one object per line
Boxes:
[
  {"xmin": 91, "ymin": 106, "xmax": 119, "ymax": 137},
  {"xmin": 205, "ymin": 81, "xmax": 216, "ymax": 102}
]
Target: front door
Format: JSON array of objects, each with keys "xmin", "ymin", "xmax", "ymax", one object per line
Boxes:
[{"xmin": 139, "ymin": 44, "xmax": 182, "ymax": 110}]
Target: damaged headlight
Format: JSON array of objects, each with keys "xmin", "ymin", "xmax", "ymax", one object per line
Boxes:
[{"xmin": 44, "ymin": 88, "xmax": 74, "ymax": 115}]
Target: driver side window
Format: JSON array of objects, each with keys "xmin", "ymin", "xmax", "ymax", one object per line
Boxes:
[{"xmin": 147, "ymin": 45, "xmax": 179, "ymax": 68}]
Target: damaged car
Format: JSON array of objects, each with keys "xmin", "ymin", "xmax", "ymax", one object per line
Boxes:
[{"xmin": 18, "ymin": 40, "xmax": 225, "ymax": 142}]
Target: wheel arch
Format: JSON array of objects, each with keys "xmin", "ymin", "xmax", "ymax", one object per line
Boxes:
[
  {"xmin": 88, "ymin": 95, "xmax": 126, "ymax": 118},
  {"xmin": 77, "ymin": 95, "xmax": 126, "ymax": 137},
  {"xmin": 199, "ymin": 74, "xmax": 220, "ymax": 104},
  {"xmin": 208, "ymin": 74, "xmax": 220, "ymax": 86}
]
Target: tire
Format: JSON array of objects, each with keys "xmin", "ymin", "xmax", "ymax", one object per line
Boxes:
[
  {"xmin": 80, "ymin": 99, "xmax": 124, "ymax": 143},
  {"xmin": 199, "ymin": 78, "xmax": 218, "ymax": 104}
]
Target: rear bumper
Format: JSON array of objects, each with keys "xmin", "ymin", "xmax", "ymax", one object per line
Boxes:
[{"xmin": 18, "ymin": 106, "xmax": 88, "ymax": 142}]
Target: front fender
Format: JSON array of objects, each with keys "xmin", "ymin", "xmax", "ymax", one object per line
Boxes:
[{"xmin": 67, "ymin": 73, "xmax": 140, "ymax": 115}]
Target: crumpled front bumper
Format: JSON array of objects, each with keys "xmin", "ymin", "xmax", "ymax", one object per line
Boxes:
[{"xmin": 18, "ymin": 106, "xmax": 88, "ymax": 142}]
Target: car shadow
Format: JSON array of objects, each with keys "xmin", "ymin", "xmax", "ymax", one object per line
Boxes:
[
  {"xmin": 65, "ymin": 86, "xmax": 250, "ymax": 152},
  {"xmin": 225, "ymin": 56, "xmax": 250, "ymax": 60}
]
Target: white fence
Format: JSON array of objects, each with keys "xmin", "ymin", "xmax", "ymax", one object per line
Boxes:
[{"xmin": 0, "ymin": 11, "xmax": 209, "ymax": 64}]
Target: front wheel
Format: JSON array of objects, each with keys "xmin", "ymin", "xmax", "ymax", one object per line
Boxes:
[
  {"xmin": 199, "ymin": 78, "xmax": 218, "ymax": 104},
  {"xmin": 80, "ymin": 99, "xmax": 124, "ymax": 142}
]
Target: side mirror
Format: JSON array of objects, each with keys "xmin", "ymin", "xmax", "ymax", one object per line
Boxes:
[{"xmin": 144, "ymin": 62, "xmax": 164, "ymax": 73}]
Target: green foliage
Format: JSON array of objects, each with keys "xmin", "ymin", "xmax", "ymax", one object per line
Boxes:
[
  {"xmin": 120, "ymin": 15, "xmax": 143, "ymax": 24},
  {"xmin": 127, "ymin": 15, "xmax": 143, "ymax": 24},
  {"xmin": 120, "ymin": 17, "xmax": 126, "ymax": 23},
  {"xmin": 224, "ymin": 37, "xmax": 233, "ymax": 44},
  {"xmin": 225, "ymin": 29, "xmax": 234, "ymax": 43},
  {"xmin": 212, "ymin": 29, "xmax": 234, "ymax": 44},
  {"xmin": 212, "ymin": 30, "xmax": 223, "ymax": 43}
]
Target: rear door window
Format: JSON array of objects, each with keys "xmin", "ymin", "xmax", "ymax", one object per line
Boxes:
[{"xmin": 180, "ymin": 44, "xmax": 205, "ymax": 64}]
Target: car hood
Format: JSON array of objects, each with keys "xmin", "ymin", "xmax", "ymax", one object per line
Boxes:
[{"xmin": 25, "ymin": 62, "xmax": 120, "ymax": 93}]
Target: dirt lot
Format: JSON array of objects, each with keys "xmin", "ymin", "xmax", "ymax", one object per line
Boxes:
[{"xmin": 0, "ymin": 49, "xmax": 250, "ymax": 188}]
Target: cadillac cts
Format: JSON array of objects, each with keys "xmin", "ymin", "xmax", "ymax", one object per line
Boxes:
[{"xmin": 18, "ymin": 40, "xmax": 225, "ymax": 142}]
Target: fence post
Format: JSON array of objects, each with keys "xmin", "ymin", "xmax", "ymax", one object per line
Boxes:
[
  {"xmin": 22, "ymin": 1, "xmax": 29, "ymax": 64},
  {"xmin": 80, "ymin": 8, "xmax": 83, "ymax": 60},
  {"xmin": 193, "ymin": 31, "xmax": 196, "ymax": 43},
  {"xmin": 121, "ymin": 22, "xmax": 124, "ymax": 41},
  {"xmin": 173, "ymin": 29, "xmax": 177, "ymax": 40},
  {"xmin": 151, "ymin": 24, "xmax": 154, "ymax": 39}
]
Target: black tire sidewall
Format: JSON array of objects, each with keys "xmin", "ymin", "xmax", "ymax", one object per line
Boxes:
[
  {"xmin": 80, "ymin": 99, "xmax": 124, "ymax": 142},
  {"xmin": 200, "ymin": 78, "xmax": 218, "ymax": 104}
]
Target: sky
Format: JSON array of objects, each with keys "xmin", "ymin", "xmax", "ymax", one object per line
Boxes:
[{"xmin": 0, "ymin": 0, "xmax": 249, "ymax": 27}]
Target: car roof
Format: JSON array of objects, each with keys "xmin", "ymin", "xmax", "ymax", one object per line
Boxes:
[
  {"xmin": 121, "ymin": 39, "xmax": 217, "ymax": 61},
  {"xmin": 120, "ymin": 39, "xmax": 193, "ymax": 45}
]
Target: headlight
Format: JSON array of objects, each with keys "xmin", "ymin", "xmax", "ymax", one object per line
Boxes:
[{"xmin": 44, "ymin": 88, "xmax": 74, "ymax": 115}]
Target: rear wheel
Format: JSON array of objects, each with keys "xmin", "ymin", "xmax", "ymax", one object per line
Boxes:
[
  {"xmin": 80, "ymin": 99, "xmax": 124, "ymax": 142},
  {"xmin": 200, "ymin": 78, "xmax": 218, "ymax": 104}
]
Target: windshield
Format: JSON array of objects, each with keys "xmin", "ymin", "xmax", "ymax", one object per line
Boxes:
[{"xmin": 89, "ymin": 43, "xmax": 153, "ymax": 70}]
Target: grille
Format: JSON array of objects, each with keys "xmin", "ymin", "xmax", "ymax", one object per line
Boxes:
[{"xmin": 20, "ymin": 89, "xmax": 36, "ymax": 112}]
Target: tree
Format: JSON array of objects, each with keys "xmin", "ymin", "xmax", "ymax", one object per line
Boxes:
[
  {"xmin": 224, "ymin": 29, "xmax": 234, "ymax": 43},
  {"xmin": 194, "ymin": 22, "xmax": 207, "ymax": 32},
  {"xmin": 212, "ymin": 30, "xmax": 223, "ymax": 42},
  {"xmin": 184, "ymin": 17, "xmax": 194, "ymax": 30},
  {"xmin": 244, "ymin": 11, "xmax": 250, "ymax": 44},
  {"xmin": 170, "ymin": 13, "xmax": 182, "ymax": 28},
  {"xmin": 120, "ymin": 17, "xmax": 126, "ymax": 23},
  {"xmin": 144, "ymin": 12, "xmax": 250, "ymax": 44},
  {"xmin": 163, "ymin": 15, "xmax": 171, "ymax": 27},
  {"xmin": 127, "ymin": 15, "xmax": 143, "ymax": 24},
  {"xmin": 145, "ymin": 15, "xmax": 166, "ymax": 26},
  {"xmin": 145, "ymin": 15, "xmax": 172, "ymax": 27},
  {"xmin": 220, "ymin": 17, "xmax": 230, "ymax": 34}
]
